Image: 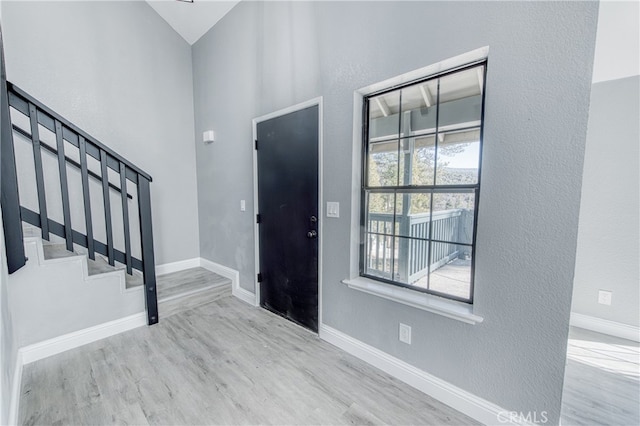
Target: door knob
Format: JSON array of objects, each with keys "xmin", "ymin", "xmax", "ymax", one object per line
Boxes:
[{"xmin": 307, "ymin": 230, "xmax": 317, "ymax": 238}]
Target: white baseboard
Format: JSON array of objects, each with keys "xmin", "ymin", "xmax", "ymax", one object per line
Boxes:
[
  {"xmin": 156, "ymin": 258, "xmax": 201, "ymax": 276},
  {"xmin": 155, "ymin": 257, "xmax": 258, "ymax": 306},
  {"xmin": 199, "ymin": 258, "xmax": 257, "ymax": 306},
  {"xmin": 319, "ymin": 324, "xmax": 525, "ymax": 426},
  {"xmin": 570, "ymin": 313, "xmax": 640, "ymax": 342},
  {"xmin": 10, "ymin": 315, "xmax": 146, "ymax": 424},
  {"xmin": 232, "ymin": 285, "xmax": 258, "ymax": 307},
  {"xmin": 18, "ymin": 257, "xmax": 246, "ymax": 366},
  {"xmin": 8, "ymin": 351, "xmax": 23, "ymax": 426},
  {"xmin": 20, "ymin": 312, "xmax": 147, "ymax": 365},
  {"xmin": 8, "ymin": 257, "xmax": 250, "ymax": 424}
]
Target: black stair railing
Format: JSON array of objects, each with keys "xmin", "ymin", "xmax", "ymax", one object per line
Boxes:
[
  {"xmin": 4, "ymin": 82, "xmax": 158, "ymax": 326},
  {"xmin": 1, "ymin": 24, "xmax": 27, "ymax": 274}
]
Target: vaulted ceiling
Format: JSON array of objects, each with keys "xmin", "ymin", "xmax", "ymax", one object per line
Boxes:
[{"xmin": 146, "ymin": 0, "xmax": 240, "ymax": 45}]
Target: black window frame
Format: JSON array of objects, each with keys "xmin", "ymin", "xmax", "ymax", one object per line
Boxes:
[{"xmin": 359, "ymin": 59, "xmax": 488, "ymax": 304}]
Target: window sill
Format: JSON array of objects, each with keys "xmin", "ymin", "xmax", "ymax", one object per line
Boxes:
[{"xmin": 341, "ymin": 277, "xmax": 484, "ymax": 325}]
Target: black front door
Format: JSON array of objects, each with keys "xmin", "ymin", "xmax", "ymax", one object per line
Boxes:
[{"xmin": 256, "ymin": 104, "xmax": 319, "ymax": 332}]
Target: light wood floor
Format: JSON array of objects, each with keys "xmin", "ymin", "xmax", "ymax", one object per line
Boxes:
[
  {"xmin": 19, "ymin": 295, "xmax": 477, "ymax": 425},
  {"xmin": 561, "ymin": 327, "xmax": 640, "ymax": 426}
]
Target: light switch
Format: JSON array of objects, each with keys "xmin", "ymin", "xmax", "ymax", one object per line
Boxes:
[
  {"xmin": 203, "ymin": 130, "xmax": 215, "ymax": 144},
  {"xmin": 240, "ymin": 200, "xmax": 246, "ymax": 211},
  {"xmin": 327, "ymin": 202, "xmax": 339, "ymax": 218}
]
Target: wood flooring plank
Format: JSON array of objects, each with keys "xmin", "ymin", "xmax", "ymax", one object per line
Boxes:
[
  {"xmin": 157, "ymin": 267, "xmax": 230, "ymax": 301},
  {"xmin": 561, "ymin": 327, "xmax": 639, "ymax": 426},
  {"xmin": 19, "ymin": 295, "xmax": 478, "ymax": 425}
]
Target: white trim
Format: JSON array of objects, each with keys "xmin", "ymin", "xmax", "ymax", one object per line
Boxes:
[
  {"xmin": 198, "ymin": 258, "xmax": 255, "ymax": 306},
  {"xmin": 252, "ymin": 97, "xmax": 324, "ymax": 327},
  {"xmin": 318, "ymin": 100, "xmax": 324, "ymax": 328},
  {"xmin": 20, "ymin": 312, "xmax": 147, "ymax": 365},
  {"xmin": 319, "ymin": 324, "xmax": 527, "ymax": 426},
  {"xmin": 347, "ymin": 48, "xmax": 490, "ymax": 314},
  {"xmin": 233, "ymin": 285, "xmax": 258, "ymax": 307},
  {"xmin": 8, "ymin": 351, "xmax": 23, "ymax": 426},
  {"xmin": 343, "ymin": 277, "xmax": 483, "ymax": 325},
  {"xmin": 252, "ymin": 114, "xmax": 260, "ymax": 305},
  {"xmin": 350, "ymin": 91, "xmax": 363, "ymax": 279},
  {"xmin": 570, "ymin": 312, "xmax": 640, "ymax": 342},
  {"xmin": 359, "ymin": 46, "xmax": 489, "ymax": 96},
  {"xmin": 156, "ymin": 258, "xmax": 201, "ymax": 276}
]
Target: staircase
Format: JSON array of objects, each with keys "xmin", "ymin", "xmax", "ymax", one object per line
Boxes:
[
  {"xmin": 28, "ymin": 226, "xmax": 232, "ymax": 315},
  {"xmin": 5, "ymin": 82, "xmax": 160, "ymax": 325},
  {"xmin": 1, "ymin": 25, "xmax": 231, "ymax": 341},
  {"xmin": 23, "ymin": 224, "xmax": 144, "ymax": 287},
  {"xmin": 1, "ymin": 22, "xmax": 161, "ymax": 325},
  {"xmin": 11, "ymin": 224, "xmax": 230, "ymax": 347}
]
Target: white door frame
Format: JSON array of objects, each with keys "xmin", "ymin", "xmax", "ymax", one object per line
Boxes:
[{"xmin": 251, "ymin": 97, "xmax": 324, "ymax": 330}]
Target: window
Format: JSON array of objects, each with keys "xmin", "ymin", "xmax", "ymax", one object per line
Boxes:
[{"xmin": 360, "ymin": 61, "xmax": 486, "ymax": 303}]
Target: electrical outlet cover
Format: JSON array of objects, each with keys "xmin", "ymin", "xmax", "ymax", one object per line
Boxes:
[
  {"xmin": 598, "ymin": 290, "xmax": 612, "ymax": 306},
  {"xmin": 399, "ymin": 323, "xmax": 412, "ymax": 344}
]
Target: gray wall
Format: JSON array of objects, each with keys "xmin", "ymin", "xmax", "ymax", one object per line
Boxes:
[
  {"xmin": 1, "ymin": 1, "xmax": 200, "ymax": 265},
  {"xmin": 0, "ymin": 209, "xmax": 18, "ymax": 426},
  {"xmin": 192, "ymin": 1, "xmax": 597, "ymax": 423},
  {"xmin": 572, "ymin": 76, "xmax": 640, "ymax": 327},
  {"xmin": 1, "ymin": 7, "xmax": 19, "ymax": 424}
]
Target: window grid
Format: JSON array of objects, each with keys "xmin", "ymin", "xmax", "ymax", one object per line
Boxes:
[{"xmin": 360, "ymin": 60, "xmax": 487, "ymax": 304}]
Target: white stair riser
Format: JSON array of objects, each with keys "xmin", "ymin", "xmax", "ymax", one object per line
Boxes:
[{"xmin": 9, "ymin": 237, "xmax": 145, "ymax": 348}]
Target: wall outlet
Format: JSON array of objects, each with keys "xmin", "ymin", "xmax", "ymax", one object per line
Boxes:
[
  {"xmin": 399, "ymin": 323, "xmax": 412, "ymax": 344},
  {"xmin": 598, "ymin": 290, "xmax": 612, "ymax": 306}
]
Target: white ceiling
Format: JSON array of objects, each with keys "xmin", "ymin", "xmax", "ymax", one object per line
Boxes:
[
  {"xmin": 592, "ymin": 0, "xmax": 640, "ymax": 83},
  {"xmin": 146, "ymin": 0, "xmax": 240, "ymax": 45}
]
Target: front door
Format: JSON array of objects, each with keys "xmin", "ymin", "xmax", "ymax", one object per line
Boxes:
[{"xmin": 256, "ymin": 104, "xmax": 319, "ymax": 332}]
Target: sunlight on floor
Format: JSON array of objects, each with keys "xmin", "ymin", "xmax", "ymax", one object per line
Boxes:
[
  {"xmin": 561, "ymin": 327, "xmax": 640, "ymax": 425},
  {"xmin": 567, "ymin": 335, "xmax": 639, "ymax": 378}
]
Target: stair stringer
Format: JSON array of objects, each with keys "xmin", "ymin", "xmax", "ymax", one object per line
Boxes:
[{"xmin": 8, "ymin": 236, "xmax": 145, "ymax": 349}]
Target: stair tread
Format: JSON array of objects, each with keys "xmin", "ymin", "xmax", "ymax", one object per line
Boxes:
[
  {"xmin": 86, "ymin": 255, "xmax": 118, "ymax": 275},
  {"xmin": 157, "ymin": 267, "xmax": 231, "ymax": 302},
  {"xmin": 40, "ymin": 239, "xmax": 143, "ymax": 288},
  {"xmin": 159, "ymin": 284, "xmax": 231, "ymax": 318},
  {"xmin": 86, "ymin": 255, "xmax": 144, "ymax": 288},
  {"xmin": 27, "ymin": 223, "xmax": 227, "ymax": 299},
  {"xmin": 23, "ymin": 224, "xmax": 64, "ymax": 246},
  {"xmin": 42, "ymin": 243, "xmax": 78, "ymax": 260}
]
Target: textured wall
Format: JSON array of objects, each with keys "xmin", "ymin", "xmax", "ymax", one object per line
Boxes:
[
  {"xmin": 1, "ymin": 7, "xmax": 19, "ymax": 423},
  {"xmin": 0, "ymin": 209, "xmax": 18, "ymax": 426},
  {"xmin": 1, "ymin": 1, "xmax": 200, "ymax": 265},
  {"xmin": 192, "ymin": 1, "xmax": 597, "ymax": 422},
  {"xmin": 572, "ymin": 76, "xmax": 640, "ymax": 327}
]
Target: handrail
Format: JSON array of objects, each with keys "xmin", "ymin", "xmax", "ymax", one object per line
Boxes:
[
  {"xmin": 5, "ymin": 81, "xmax": 158, "ymax": 325},
  {"xmin": 366, "ymin": 208, "xmax": 470, "ymax": 283},
  {"xmin": 368, "ymin": 209, "xmax": 464, "ymax": 223},
  {"xmin": 12, "ymin": 124, "xmax": 133, "ymax": 199},
  {"xmin": 1, "ymin": 26, "xmax": 27, "ymax": 274},
  {"xmin": 7, "ymin": 83, "xmax": 152, "ymax": 182}
]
